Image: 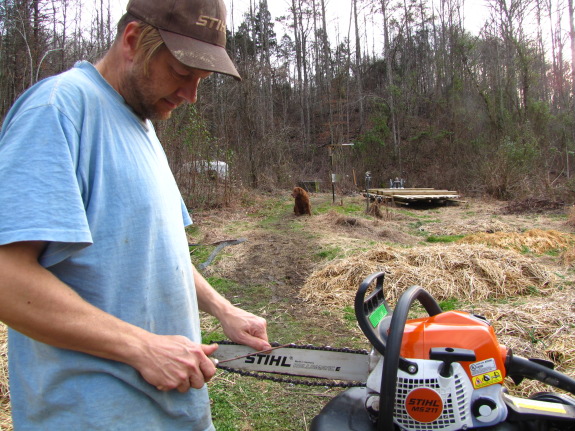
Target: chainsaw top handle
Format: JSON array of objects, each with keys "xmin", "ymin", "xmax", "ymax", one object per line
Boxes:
[
  {"xmin": 355, "ymin": 273, "xmax": 444, "ymax": 431},
  {"xmin": 354, "ymin": 271, "xmax": 442, "ymax": 358}
]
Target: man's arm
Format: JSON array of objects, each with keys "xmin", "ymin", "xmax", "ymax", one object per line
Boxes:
[
  {"xmin": 193, "ymin": 266, "xmax": 271, "ymax": 351},
  {"xmin": 0, "ymin": 241, "xmax": 217, "ymax": 392}
]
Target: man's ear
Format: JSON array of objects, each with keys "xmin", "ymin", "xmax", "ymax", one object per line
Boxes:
[{"xmin": 120, "ymin": 21, "xmax": 142, "ymax": 62}]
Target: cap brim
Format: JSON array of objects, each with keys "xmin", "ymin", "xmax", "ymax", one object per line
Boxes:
[{"xmin": 159, "ymin": 29, "xmax": 241, "ymax": 81}]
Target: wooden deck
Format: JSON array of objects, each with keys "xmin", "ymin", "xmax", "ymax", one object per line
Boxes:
[{"xmin": 365, "ymin": 188, "xmax": 461, "ymax": 206}]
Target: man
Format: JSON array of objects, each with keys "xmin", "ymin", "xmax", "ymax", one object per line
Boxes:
[{"xmin": 0, "ymin": 0, "xmax": 270, "ymax": 429}]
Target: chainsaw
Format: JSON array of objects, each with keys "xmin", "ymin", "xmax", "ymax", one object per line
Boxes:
[{"xmin": 211, "ymin": 271, "xmax": 575, "ymax": 430}]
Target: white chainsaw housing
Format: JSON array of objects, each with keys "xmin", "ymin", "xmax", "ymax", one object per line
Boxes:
[{"xmin": 366, "ymin": 357, "xmax": 508, "ymax": 431}]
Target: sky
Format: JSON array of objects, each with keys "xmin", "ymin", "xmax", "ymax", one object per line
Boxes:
[
  {"xmin": 226, "ymin": 0, "xmax": 487, "ymax": 31},
  {"xmin": 103, "ymin": 0, "xmax": 492, "ymax": 66},
  {"xmin": 104, "ymin": 0, "xmax": 560, "ymax": 57},
  {"xmin": 108, "ymin": 0, "xmax": 491, "ymax": 36}
]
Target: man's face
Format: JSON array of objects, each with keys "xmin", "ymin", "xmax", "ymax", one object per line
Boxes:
[{"xmin": 120, "ymin": 47, "xmax": 212, "ymax": 121}]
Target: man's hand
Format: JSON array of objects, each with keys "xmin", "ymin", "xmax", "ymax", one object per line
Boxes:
[
  {"xmin": 219, "ymin": 306, "xmax": 271, "ymax": 351},
  {"xmin": 130, "ymin": 334, "xmax": 219, "ymax": 392},
  {"xmin": 193, "ymin": 265, "xmax": 271, "ymax": 351}
]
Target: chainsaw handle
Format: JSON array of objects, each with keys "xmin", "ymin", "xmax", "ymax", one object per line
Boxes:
[
  {"xmin": 506, "ymin": 354, "xmax": 575, "ymax": 395},
  {"xmin": 354, "ymin": 271, "xmax": 392, "ymax": 356},
  {"xmin": 355, "ymin": 272, "xmax": 442, "ymax": 357},
  {"xmin": 378, "ymin": 285, "xmax": 442, "ymax": 431}
]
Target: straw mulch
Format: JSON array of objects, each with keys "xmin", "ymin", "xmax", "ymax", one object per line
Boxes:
[
  {"xmin": 0, "ymin": 323, "xmax": 10, "ymax": 431},
  {"xmin": 300, "ymin": 243, "xmax": 556, "ymax": 308},
  {"xmin": 423, "ymin": 218, "xmax": 521, "ymax": 236},
  {"xmin": 479, "ymin": 291, "xmax": 575, "ymax": 398},
  {"xmin": 458, "ymin": 229, "xmax": 575, "ymax": 255}
]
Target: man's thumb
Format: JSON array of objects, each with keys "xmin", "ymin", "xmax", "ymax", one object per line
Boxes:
[{"xmin": 202, "ymin": 343, "xmax": 219, "ymax": 356}]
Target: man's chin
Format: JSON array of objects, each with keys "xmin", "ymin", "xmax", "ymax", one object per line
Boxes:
[
  {"xmin": 154, "ymin": 111, "xmax": 173, "ymax": 121},
  {"xmin": 146, "ymin": 108, "xmax": 173, "ymax": 121}
]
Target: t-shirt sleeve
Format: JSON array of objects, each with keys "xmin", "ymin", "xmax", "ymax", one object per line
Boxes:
[
  {"xmin": 181, "ymin": 198, "xmax": 192, "ymax": 227},
  {"xmin": 0, "ymin": 104, "xmax": 93, "ymax": 266}
]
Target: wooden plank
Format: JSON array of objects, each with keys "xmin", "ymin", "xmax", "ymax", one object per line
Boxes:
[
  {"xmin": 369, "ymin": 188, "xmax": 435, "ymax": 191},
  {"xmin": 367, "ymin": 189, "xmax": 459, "ymax": 196},
  {"xmin": 392, "ymin": 195, "xmax": 460, "ymax": 199},
  {"xmin": 364, "ymin": 191, "xmax": 463, "ymax": 207},
  {"xmin": 367, "ymin": 188, "xmax": 456, "ymax": 192}
]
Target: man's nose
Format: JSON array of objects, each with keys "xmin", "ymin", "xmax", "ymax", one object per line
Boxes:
[{"xmin": 177, "ymin": 77, "xmax": 201, "ymax": 103}]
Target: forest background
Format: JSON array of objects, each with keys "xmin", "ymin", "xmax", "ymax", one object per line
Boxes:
[{"xmin": 2, "ymin": 0, "xmax": 575, "ymax": 209}]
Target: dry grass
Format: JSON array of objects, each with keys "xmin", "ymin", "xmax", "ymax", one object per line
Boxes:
[
  {"xmin": 563, "ymin": 247, "xmax": 575, "ymax": 266},
  {"xmin": 480, "ymin": 291, "xmax": 575, "ymax": 397},
  {"xmin": 424, "ymin": 218, "xmax": 522, "ymax": 236},
  {"xmin": 458, "ymin": 229, "xmax": 575, "ymax": 254},
  {"xmin": 565, "ymin": 206, "xmax": 575, "ymax": 227},
  {"xmin": 458, "ymin": 228, "xmax": 575, "ymax": 268},
  {"xmin": 300, "ymin": 243, "xmax": 556, "ymax": 308},
  {"xmin": 567, "ymin": 205, "xmax": 575, "ymax": 227}
]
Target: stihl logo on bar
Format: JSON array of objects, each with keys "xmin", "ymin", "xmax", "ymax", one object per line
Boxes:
[{"xmin": 245, "ymin": 354, "xmax": 292, "ymax": 367}]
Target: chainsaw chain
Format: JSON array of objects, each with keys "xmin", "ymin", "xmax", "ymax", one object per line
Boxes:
[{"xmin": 213, "ymin": 340, "xmax": 369, "ymax": 388}]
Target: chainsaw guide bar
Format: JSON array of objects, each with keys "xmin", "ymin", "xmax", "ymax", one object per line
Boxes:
[{"xmin": 211, "ymin": 341, "xmax": 370, "ymax": 388}]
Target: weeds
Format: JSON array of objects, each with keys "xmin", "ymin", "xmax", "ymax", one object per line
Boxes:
[{"xmin": 426, "ymin": 234, "xmax": 466, "ymax": 243}]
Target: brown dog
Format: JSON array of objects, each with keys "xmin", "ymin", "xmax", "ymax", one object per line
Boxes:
[{"xmin": 292, "ymin": 187, "xmax": 312, "ymax": 216}]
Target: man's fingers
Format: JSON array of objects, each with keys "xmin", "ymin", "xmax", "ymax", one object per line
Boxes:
[
  {"xmin": 188, "ymin": 373, "xmax": 205, "ymax": 390},
  {"xmin": 145, "ymin": 339, "xmax": 223, "ymax": 392},
  {"xmin": 240, "ymin": 334, "xmax": 271, "ymax": 351},
  {"xmin": 200, "ymin": 354, "xmax": 217, "ymax": 382},
  {"xmin": 176, "ymin": 379, "xmax": 192, "ymax": 393}
]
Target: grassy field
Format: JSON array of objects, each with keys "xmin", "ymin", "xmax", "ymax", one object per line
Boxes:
[
  {"xmin": 2, "ymin": 191, "xmax": 575, "ymax": 430},
  {"xmin": 194, "ymin": 192, "xmax": 575, "ymax": 430}
]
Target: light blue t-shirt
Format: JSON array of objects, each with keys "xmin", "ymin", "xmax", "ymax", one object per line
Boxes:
[{"xmin": 0, "ymin": 62, "xmax": 215, "ymax": 430}]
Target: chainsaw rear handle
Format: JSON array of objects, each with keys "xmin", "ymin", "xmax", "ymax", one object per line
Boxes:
[{"xmin": 506, "ymin": 354, "xmax": 575, "ymax": 395}]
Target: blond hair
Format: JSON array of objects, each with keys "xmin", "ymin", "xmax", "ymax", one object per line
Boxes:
[
  {"xmin": 134, "ymin": 23, "xmax": 165, "ymax": 76},
  {"xmin": 116, "ymin": 13, "xmax": 166, "ymax": 76}
]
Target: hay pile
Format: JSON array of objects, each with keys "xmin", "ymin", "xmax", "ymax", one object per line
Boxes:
[
  {"xmin": 0, "ymin": 323, "xmax": 10, "ymax": 431},
  {"xmin": 480, "ymin": 292, "xmax": 575, "ymax": 364},
  {"xmin": 424, "ymin": 218, "xmax": 520, "ymax": 236},
  {"xmin": 300, "ymin": 243, "xmax": 556, "ymax": 308},
  {"xmin": 458, "ymin": 229, "xmax": 575, "ymax": 255}
]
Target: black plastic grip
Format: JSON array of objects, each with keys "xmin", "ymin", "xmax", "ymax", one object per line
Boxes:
[
  {"xmin": 378, "ymin": 285, "xmax": 442, "ymax": 431},
  {"xmin": 354, "ymin": 271, "xmax": 391, "ymax": 356},
  {"xmin": 507, "ymin": 354, "xmax": 575, "ymax": 395}
]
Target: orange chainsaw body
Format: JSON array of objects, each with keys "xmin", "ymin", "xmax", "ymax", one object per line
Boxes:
[{"xmin": 400, "ymin": 311, "xmax": 509, "ymax": 383}]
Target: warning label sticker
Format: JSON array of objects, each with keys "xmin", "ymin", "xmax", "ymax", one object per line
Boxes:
[
  {"xmin": 470, "ymin": 358, "xmax": 496, "ymax": 376},
  {"xmin": 472, "ymin": 370, "xmax": 503, "ymax": 389}
]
